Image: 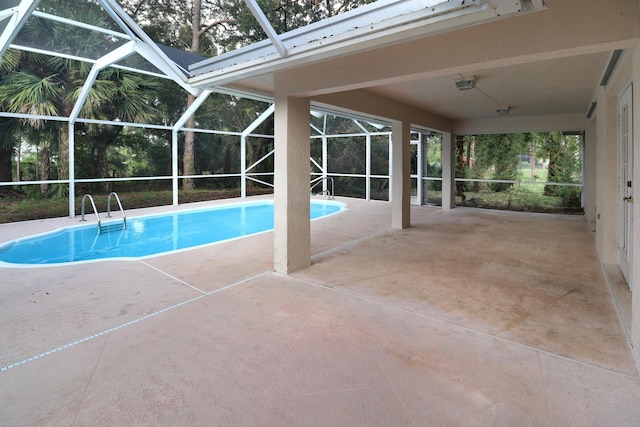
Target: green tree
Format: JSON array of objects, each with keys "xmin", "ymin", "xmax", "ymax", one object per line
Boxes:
[
  {"xmin": 472, "ymin": 133, "xmax": 527, "ymax": 192},
  {"xmin": 0, "ymin": 48, "xmax": 21, "ymax": 188},
  {"xmin": 0, "ymin": 52, "xmax": 63, "ymax": 194},
  {"xmin": 78, "ymin": 68, "xmax": 160, "ymax": 190},
  {"xmin": 1, "ymin": 1, "xmax": 162, "ymax": 195},
  {"xmin": 540, "ymin": 131, "xmax": 582, "ymax": 201}
]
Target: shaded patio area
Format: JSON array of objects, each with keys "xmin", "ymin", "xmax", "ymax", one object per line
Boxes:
[{"xmin": 1, "ymin": 197, "xmax": 639, "ymax": 425}]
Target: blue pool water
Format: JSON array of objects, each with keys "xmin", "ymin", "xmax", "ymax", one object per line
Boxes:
[{"xmin": 0, "ymin": 200, "xmax": 345, "ymax": 266}]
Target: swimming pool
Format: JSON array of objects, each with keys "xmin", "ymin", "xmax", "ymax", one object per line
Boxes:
[{"xmin": 0, "ymin": 200, "xmax": 345, "ymax": 266}]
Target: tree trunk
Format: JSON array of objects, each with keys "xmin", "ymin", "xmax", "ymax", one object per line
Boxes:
[
  {"xmin": 0, "ymin": 145, "xmax": 13, "ymax": 182},
  {"xmin": 0, "ymin": 144, "xmax": 13, "ymax": 195},
  {"xmin": 529, "ymin": 138, "xmax": 537, "ymax": 180},
  {"xmin": 40, "ymin": 147, "xmax": 50, "ymax": 196},
  {"xmin": 58, "ymin": 122, "xmax": 70, "ymax": 181},
  {"xmin": 95, "ymin": 138, "xmax": 112, "ymax": 193},
  {"xmin": 455, "ymin": 136, "xmax": 466, "ymax": 200},
  {"xmin": 182, "ymin": 94, "xmax": 196, "ymax": 190},
  {"xmin": 182, "ymin": 0, "xmax": 203, "ymax": 191}
]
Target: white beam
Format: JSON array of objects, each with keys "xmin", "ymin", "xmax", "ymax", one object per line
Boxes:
[
  {"xmin": 173, "ymin": 90, "xmax": 212, "ymax": 130},
  {"xmin": 101, "ymin": 0, "xmax": 199, "ymax": 95},
  {"xmin": 0, "ymin": 0, "xmax": 39, "ymax": 60},
  {"xmin": 242, "ymin": 103, "xmax": 275, "ymax": 137},
  {"xmin": 31, "ymin": 10, "xmax": 128, "ymax": 40},
  {"xmin": 68, "ymin": 41, "xmax": 137, "ymax": 123},
  {"xmin": 441, "ymin": 132, "xmax": 455, "ymax": 210},
  {"xmin": 243, "ymin": 0, "xmax": 287, "ymax": 57}
]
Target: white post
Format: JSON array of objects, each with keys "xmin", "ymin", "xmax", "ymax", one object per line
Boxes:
[
  {"xmin": 241, "ymin": 134, "xmax": 247, "ymax": 197},
  {"xmin": 273, "ymin": 90, "xmax": 311, "ymax": 274},
  {"xmin": 416, "ymin": 132, "xmax": 423, "ymax": 206},
  {"xmin": 388, "ymin": 133, "xmax": 393, "ymax": 202},
  {"xmin": 322, "ymin": 135, "xmax": 328, "ymax": 193},
  {"xmin": 172, "ymin": 129, "xmax": 179, "ymax": 206},
  {"xmin": 391, "ymin": 120, "xmax": 410, "ymax": 229},
  {"xmin": 68, "ymin": 121, "xmax": 75, "ymax": 218},
  {"xmin": 366, "ymin": 133, "xmax": 371, "ymax": 201},
  {"xmin": 441, "ymin": 132, "xmax": 456, "ymax": 210}
]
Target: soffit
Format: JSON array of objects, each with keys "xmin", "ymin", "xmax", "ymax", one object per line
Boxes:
[{"xmin": 366, "ymin": 52, "xmax": 611, "ymax": 121}]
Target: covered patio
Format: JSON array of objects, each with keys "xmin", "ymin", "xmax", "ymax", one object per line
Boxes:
[
  {"xmin": 2, "ymin": 0, "xmax": 640, "ymax": 423},
  {"xmin": 1, "ymin": 197, "xmax": 639, "ymax": 425}
]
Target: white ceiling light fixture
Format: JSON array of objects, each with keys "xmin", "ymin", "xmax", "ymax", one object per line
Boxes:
[{"xmin": 455, "ymin": 76, "xmax": 477, "ymax": 91}]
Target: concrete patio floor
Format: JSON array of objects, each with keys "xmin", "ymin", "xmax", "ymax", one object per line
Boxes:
[{"xmin": 1, "ymin": 197, "xmax": 639, "ymax": 426}]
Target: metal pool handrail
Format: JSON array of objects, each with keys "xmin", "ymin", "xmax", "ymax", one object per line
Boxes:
[
  {"xmin": 80, "ymin": 194, "xmax": 101, "ymax": 233},
  {"xmin": 310, "ymin": 176, "xmax": 335, "ymax": 199},
  {"xmin": 107, "ymin": 192, "xmax": 127, "ymax": 229}
]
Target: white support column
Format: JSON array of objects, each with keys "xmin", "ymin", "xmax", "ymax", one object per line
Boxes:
[
  {"xmin": 241, "ymin": 134, "xmax": 247, "ymax": 197},
  {"xmin": 68, "ymin": 122, "xmax": 75, "ymax": 218},
  {"xmin": 441, "ymin": 132, "xmax": 456, "ymax": 210},
  {"xmin": 322, "ymin": 134, "xmax": 328, "ymax": 193},
  {"xmin": 422, "ymin": 134, "xmax": 430, "ymax": 205},
  {"xmin": 391, "ymin": 120, "xmax": 410, "ymax": 229},
  {"xmin": 366, "ymin": 133, "xmax": 371, "ymax": 201},
  {"xmin": 388, "ymin": 133, "xmax": 393, "ymax": 202},
  {"xmin": 416, "ymin": 133, "xmax": 423, "ymax": 206},
  {"xmin": 172, "ymin": 129, "xmax": 179, "ymax": 206},
  {"xmin": 273, "ymin": 90, "xmax": 311, "ymax": 274}
]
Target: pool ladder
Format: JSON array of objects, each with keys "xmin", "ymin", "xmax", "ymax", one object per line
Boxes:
[
  {"xmin": 80, "ymin": 192, "xmax": 127, "ymax": 234},
  {"xmin": 310, "ymin": 176, "xmax": 335, "ymax": 199}
]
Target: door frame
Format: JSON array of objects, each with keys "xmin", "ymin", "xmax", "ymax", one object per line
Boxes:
[{"xmin": 618, "ymin": 82, "xmax": 633, "ymax": 290}]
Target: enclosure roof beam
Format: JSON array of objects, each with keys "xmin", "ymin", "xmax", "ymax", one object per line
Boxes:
[
  {"xmin": 32, "ymin": 10, "xmax": 129, "ymax": 40},
  {"xmin": 0, "ymin": 0, "xmax": 39, "ymax": 60},
  {"xmin": 242, "ymin": 103, "xmax": 275, "ymax": 138},
  {"xmin": 243, "ymin": 0, "xmax": 287, "ymax": 57},
  {"xmin": 101, "ymin": 0, "xmax": 201, "ymax": 95},
  {"xmin": 353, "ymin": 119, "xmax": 371, "ymax": 134},
  {"xmin": 173, "ymin": 90, "xmax": 213, "ymax": 131},
  {"xmin": 68, "ymin": 41, "xmax": 137, "ymax": 125}
]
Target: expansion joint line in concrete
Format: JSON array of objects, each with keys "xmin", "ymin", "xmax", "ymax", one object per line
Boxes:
[
  {"xmin": 0, "ymin": 271, "xmax": 271, "ymax": 373},
  {"xmin": 140, "ymin": 261, "xmax": 208, "ymax": 294},
  {"xmin": 298, "ymin": 277, "xmax": 640, "ymax": 381}
]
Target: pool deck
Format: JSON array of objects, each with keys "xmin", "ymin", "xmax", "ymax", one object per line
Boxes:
[{"xmin": 1, "ymin": 196, "xmax": 639, "ymax": 426}]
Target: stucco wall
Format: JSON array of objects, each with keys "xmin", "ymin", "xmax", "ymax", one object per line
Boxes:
[{"xmin": 632, "ymin": 42, "xmax": 640, "ymax": 369}]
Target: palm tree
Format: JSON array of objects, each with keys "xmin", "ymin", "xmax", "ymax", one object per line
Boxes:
[
  {"xmin": 0, "ymin": 48, "xmax": 21, "ymax": 187},
  {"xmin": 77, "ymin": 68, "xmax": 159, "ymax": 191},
  {"xmin": 0, "ymin": 0, "xmax": 160, "ymax": 195}
]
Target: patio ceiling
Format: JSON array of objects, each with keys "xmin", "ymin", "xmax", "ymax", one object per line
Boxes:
[{"xmin": 366, "ymin": 52, "xmax": 612, "ymax": 122}]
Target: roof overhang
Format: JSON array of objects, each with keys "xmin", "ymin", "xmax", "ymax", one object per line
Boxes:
[{"xmin": 188, "ymin": 0, "xmax": 547, "ymax": 89}]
